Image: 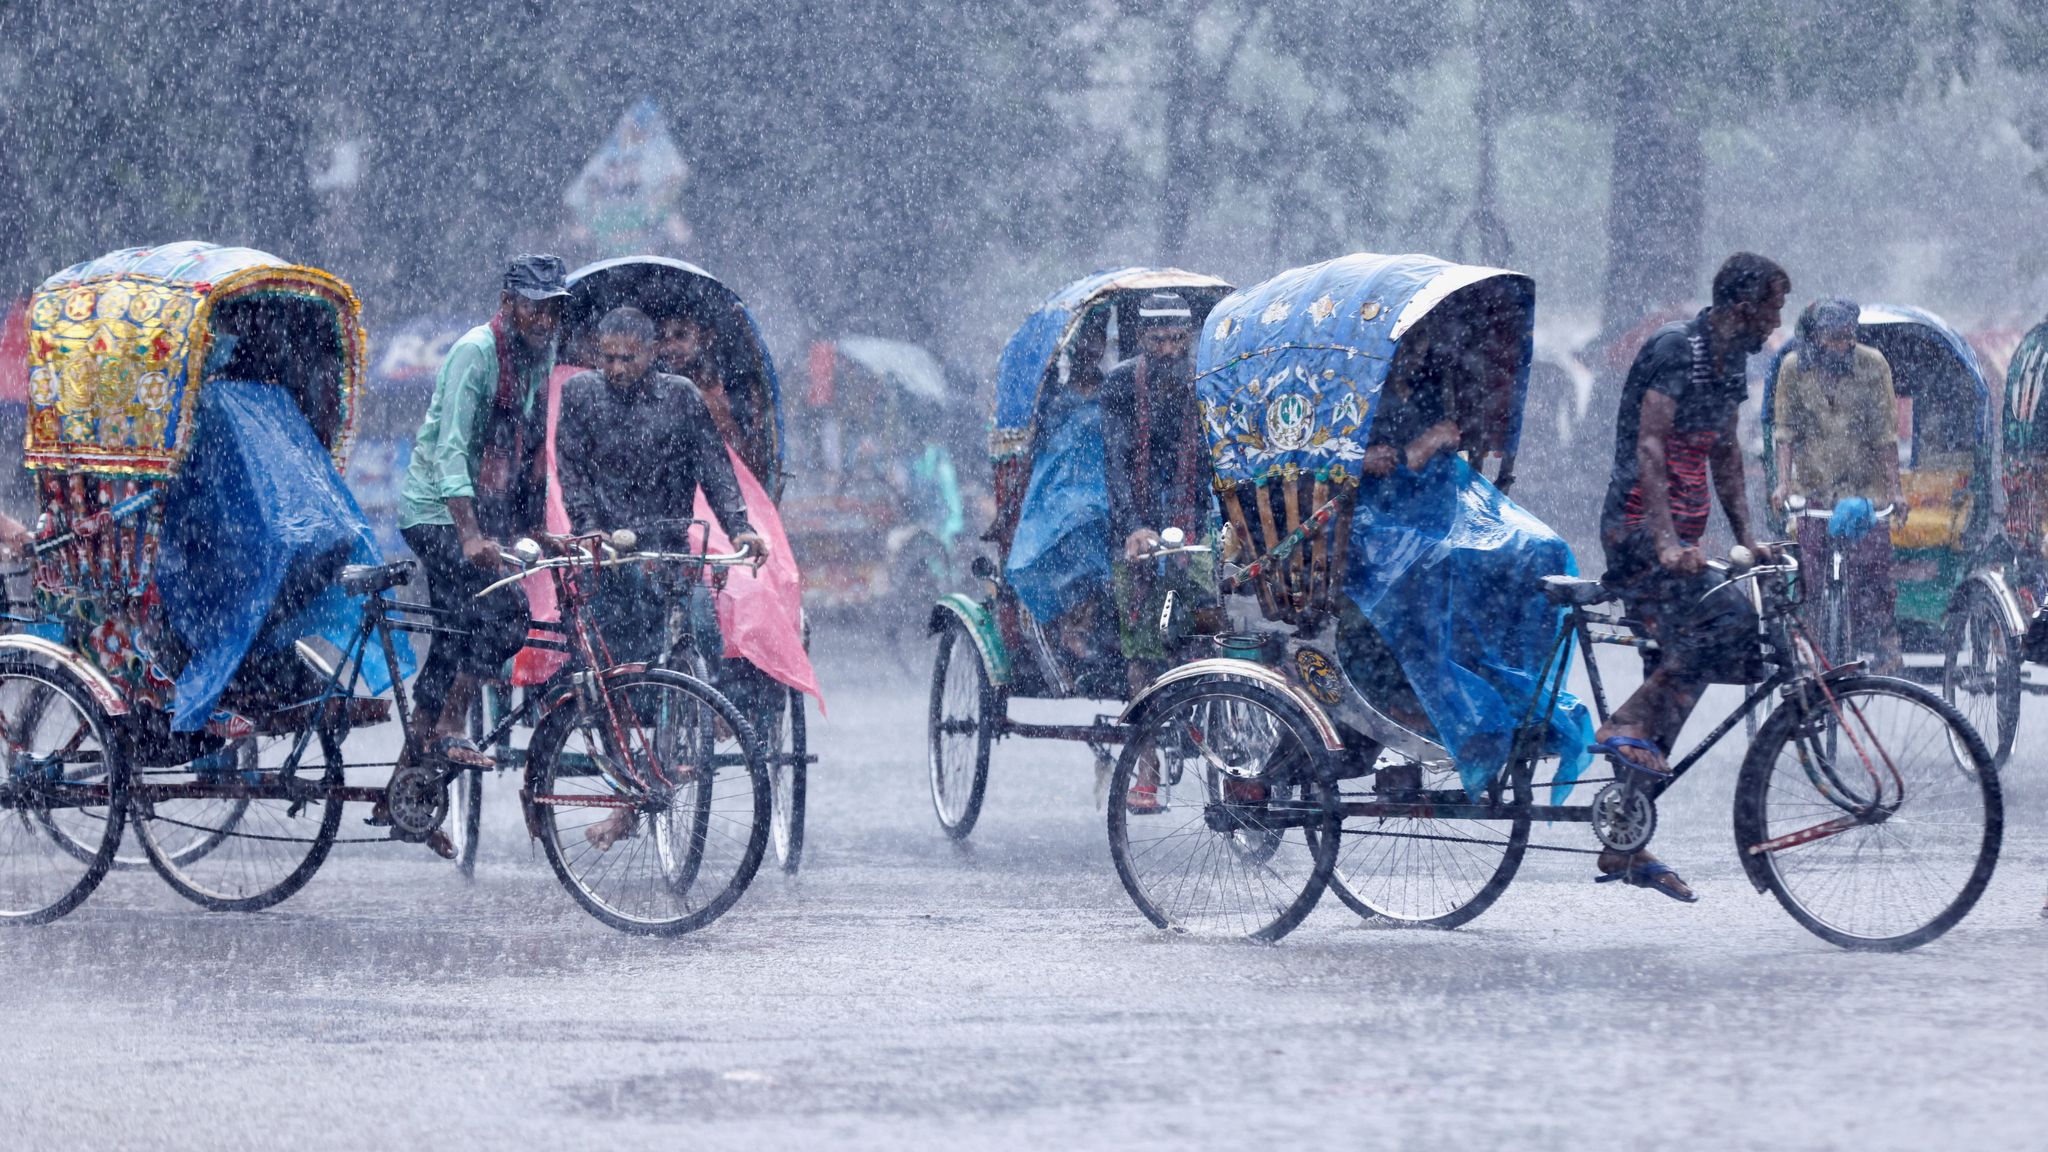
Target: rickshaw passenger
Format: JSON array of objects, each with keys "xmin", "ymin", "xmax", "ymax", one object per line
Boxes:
[
  {"xmin": 555, "ymin": 306, "xmax": 768, "ymax": 851},
  {"xmin": 1005, "ymin": 304, "xmax": 1115, "ymax": 664},
  {"xmin": 395, "ymin": 255, "xmax": 566, "ymax": 774},
  {"xmin": 1594, "ymin": 252, "xmax": 1788, "ymax": 903},
  {"xmin": 1103, "ymin": 292, "xmax": 1220, "ymax": 812},
  {"xmin": 1770, "ymin": 298, "xmax": 1906, "ymax": 670}
]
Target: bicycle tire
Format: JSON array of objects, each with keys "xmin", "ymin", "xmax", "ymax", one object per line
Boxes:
[
  {"xmin": 928, "ymin": 618, "xmax": 994, "ymax": 840},
  {"xmin": 525, "ymin": 668, "xmax": 768, "ymax": 936},
  {"xmin": 770, "ymin": 686, "xmax": 807, "ymax": 873},
  {"xmin": 1940, "ymin": 585, "xmax": 2020, "ymax": 769},
  {"xmin": 1734, "ymin": 674, "xmax": 2001, "ymax": 951},
  {"xmin": 1107, "ymin": 676, "xmax": 1338, "ymax": 942},
  {"xmin": 0, "ymin": 659, "xmax": 128, "ymax": 925}
]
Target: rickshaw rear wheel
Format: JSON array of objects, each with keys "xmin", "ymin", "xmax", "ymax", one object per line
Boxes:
[
  {"xmin": 770, "ymin": 685, "xmax": 807, "ymax": 873},
  {"xmin": 928, "ymin": 618, "xmax": 994, "ymax": 840},
  {"xmin": 1734, "ymin": 674, "xmax": 2000, "ymax": 952},
  {"xmin": 133, "ymin": 724, "xmax": 346, "ymax": 913},
  {"xmin": 1940, "ymin": 585, "xmax": 2020, "ymax": 769},
  {"xmin": 1326, "ymin": 752, "xmax": 1532, "ymax": 929},
  {"xmin": 0, "ymin": 660, "xmax": 128, "ymax": 926},
  {"xmin": 1107, "ymin": 677, "xmax": 1339, "ymax": 942}
]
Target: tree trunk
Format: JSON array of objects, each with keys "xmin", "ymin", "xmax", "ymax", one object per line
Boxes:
[
  {"xmin": 1599, "ymin": 68, "xmax": 1705, "ymax": 339},
  {"xmin": 1156, "ymin": 12, "xmax": 1201, "ymax": 261}
]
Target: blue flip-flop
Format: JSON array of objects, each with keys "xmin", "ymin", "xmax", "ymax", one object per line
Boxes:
[
  {"xmin": 1595, "ymin": 859, "xmax": 1699, "ymax": 903},
  {"xmin": 1588, "ymin": 735, "xmax": 1674, "ymax": 779}
]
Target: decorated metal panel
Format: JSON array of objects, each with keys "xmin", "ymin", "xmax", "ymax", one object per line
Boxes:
[
  {"xmin": 1195, "ymin": 252, "xmax": 1533, "ymax": 487},
  {"xmin": 991, "ymin": 267, "xmax": 1232, "ymax": 452},
  {"xmin": 25, "ymin": 240, "xmax": 366, "ymax": 478}
]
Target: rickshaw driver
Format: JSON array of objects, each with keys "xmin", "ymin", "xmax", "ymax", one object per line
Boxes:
[
  {"xmin": 1770, "ymin": 298, "xmax": 1907, "ymax": 671},
  {"xmin": 1103, "ymin": 292, "xmax": 1223, "ymax": 813},
  {"xmin": 555, "ymin": 306, "xmax": 771, "ymax": 851},
  {"xmin": 395, "ymin": 254, "xmax": 568, "ymax": 784},
  {"xmin": 1594, "ymin": 252, "xmax": 1790, "ymax": 902}
]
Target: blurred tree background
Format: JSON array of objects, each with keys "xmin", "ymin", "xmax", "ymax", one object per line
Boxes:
[{"xmin": 0, "ymin": 0, "xmax": 2041, "ymax": 377}]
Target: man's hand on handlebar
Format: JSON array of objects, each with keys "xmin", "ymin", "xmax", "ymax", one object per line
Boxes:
[
  {"xmin": 731, "ymin": 530, "xmax": 770, "ymax": 566},
  {"xmin": 1124, "ymin": 528, "xmax": 1163, "ymax": 563},
  {"xmin": 460, "ymin": 532, "xmax": 504, "ymax": 572},
  {"xmin": 1657, "ymin": 540, "xmax": 1705, "ymax": 575}
]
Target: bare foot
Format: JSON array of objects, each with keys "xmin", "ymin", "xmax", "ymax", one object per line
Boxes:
[{"xmin": 584, "ymin": 807, "xmax": 638, "ymax": 850}]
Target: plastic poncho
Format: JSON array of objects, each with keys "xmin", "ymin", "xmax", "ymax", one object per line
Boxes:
[
  {"xmin": 1004, "ymin": 395, "xmax": 1112, "ymax": 625},
  {"xmin": 1343, "ymin": 455, "xmax": 1593, "ymax": 797},
  {"xmin": 156, "ymin": 380, "xmax": 406, "ymax": 730}
]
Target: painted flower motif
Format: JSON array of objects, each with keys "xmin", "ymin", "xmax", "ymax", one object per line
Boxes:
[
  {"xmin": 97, "ymin": 287, "xmax": 131, "ymax": 320},
  {"xmin": 99, "ymin": 410, "xmax": 137, "ymax": 448},
  {"xmin": 63, "ymin": 290, "xmax": 96, "ymax": 322},
  {"xmin": 1332, "ymin": 392, "xmax": 1362, "ymax": 431},
  {"xmin": 30, "ymin": 408, "xmax": 60, "ymax": 444},
  {"xmin": 137, "ymin": 410, "xmax": 168, "ymax": 448},
  {"xmin": 61, "ymin": 413, "xmax": 94, "ymax": 444},
  {"xmin": 1306, "ymin": 295, "xmax": 1337, "ymax": 325},
  {"xmin": 1322, "ymin": 436, "xmax": 1365, "ymax": 462},
  {"xmin": 135, "ymin": 371, "xmax": 170, "ymax": 410},
  {"xmin": 1260, "ymin": 299, "xmax": 1292, "ymax": 325},
  {"xmin": 1212, "ymin": 315, "xmax": 1235, "ymax": 342},
  {"xmin": 28, "ymin": 366, "xmax": 57, "ymax": 406},
  {"xmin": 30, "ymin": 296, "xmax": 60, "ymax": 327},
  {"xmin": 125, "ymin": 290, "xmax": 163, "ymax": 323}
]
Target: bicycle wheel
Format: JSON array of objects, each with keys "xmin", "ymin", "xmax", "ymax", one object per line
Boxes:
[
  {"xmin": 524, "ymin": 669, "xmax": 769, "ymax": 935},
  {"xmin": 1326, "ymin": 753, "xmax": 1532, "ymax": 928},
  {"xmin": 17, "ymin": 682, "xmax": 161, "ymax": 872},
  {"xmin": 1734, "ymin": 674, "xmax": 2001, "ymax": 951},
  {"xmin": 0, "ymin": 660, "xmax": 128, "ymax": 925},
  {"xmin": 928, "ymin": 618, "xmax": 994, "ymax": 840},
  {"xmin": 769, "ymin": 686, "xmax": 807, "ymax": 874},
  {"xmin": 1107, "ymin": 677, "xmax": 1338, "ymax": 942},
  {"xmin": 450, "ymin": 684, "xmax": 510, "ymax": 880},
  {"xmin": 132, "ymin": 724, "xmax": 346, "ymax": 913},
  {"xmin": 1941, "ymin": 586, "xmax": 2020, "ymax": 769}
]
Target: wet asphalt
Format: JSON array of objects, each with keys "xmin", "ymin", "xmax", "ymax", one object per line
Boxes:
[{"xmin": 3, "ymin": 638, "xmax": 2045, "ymax": 1151}]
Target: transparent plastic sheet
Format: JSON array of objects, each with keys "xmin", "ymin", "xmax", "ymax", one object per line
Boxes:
[
  {"xmin": 1343, "ymin": 455, "xmax": 1593, "ymax": 797},
  {"xmin": 1004, "ymin": 397, "xmax": 1112, "ymax": 624},
  {"xmin": 157, "ymin": 379, "xmax": 409, "ymax": 731}
]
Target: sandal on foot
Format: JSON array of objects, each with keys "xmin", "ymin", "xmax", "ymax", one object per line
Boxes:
[
  {"xmin": 1588, "ymin": 735, "xmax": 1673, "ymax": 779},
  {"xmin": 1126, "ymin": 783, "xmax": 1166, "ymax": 816},
  {"xmin": 425, "ymin": 829, "xmax": 457, "ymax": 860},
  {"xmin": 1596, "ymin": 859, "xmax": 1698, "ymax": 903},
  {"xmin": 431, "ymin": 735, "xmax": 495, "ymax": 770}
]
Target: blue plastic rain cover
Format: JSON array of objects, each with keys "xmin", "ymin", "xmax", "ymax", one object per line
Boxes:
[
  {"xmin": 1344, "ymin": 456, "xmax": 1593, "ymax": 797},
  {"xmin": 157, "ymin": 379, "xmax": 407, "ymax": 730},
  {"xmin": 1004, "ymin": 396, "xmax": 1112, "ymax": 622}
]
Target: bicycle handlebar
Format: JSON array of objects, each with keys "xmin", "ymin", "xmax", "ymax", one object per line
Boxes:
[
  {"xmin": 474, "ymin": 536, "xmax": 756, "ymax": 599},
  {"xmin": 1782, "ymin": 496, "xmax": 1895, "ymax": 521}
]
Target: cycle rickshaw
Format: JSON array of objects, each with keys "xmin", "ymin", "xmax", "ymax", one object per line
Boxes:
[
  {"xmin": 926, "ymin": 267, "xmax": 1231, "ymax": 839},
  {"xmin": 451, "ymin": 255, "xmax": 820, "ymax": 877},
  {"xmin": 1104, "ymin": 252, "xmax": 2001, "ymax": 950},
  {"xmin": 1759, "ymin": 304, "xmax": 2032, "ymax": 767},
  {"xmin": 0, "ymin": 242, "xmax": 771, "ymax": 934}
]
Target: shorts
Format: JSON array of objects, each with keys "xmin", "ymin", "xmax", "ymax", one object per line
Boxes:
[{"xmin": 1602, "ymin": 529, "xmax": 1763, "ymax": 684}]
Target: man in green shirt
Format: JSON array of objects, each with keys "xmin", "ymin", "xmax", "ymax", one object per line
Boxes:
[{"xmin": 397, "ymin": 255, "xmax": 567, "ymax": 779}]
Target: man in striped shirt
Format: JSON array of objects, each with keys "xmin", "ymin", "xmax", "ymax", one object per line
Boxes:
[{"xmin": 1592, "ymin": 252, "xmax": 1789, "ymax": 901}]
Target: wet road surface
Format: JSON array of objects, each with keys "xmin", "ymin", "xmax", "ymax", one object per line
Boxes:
[{"xmin": 4, "ymin": 643, "xmax": 2046, "ymax": 1151}]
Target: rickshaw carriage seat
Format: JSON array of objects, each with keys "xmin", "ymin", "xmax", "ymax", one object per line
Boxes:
[
  {"xmin": 339, "ymin": 559, "xmax": 417, "ymax": 596},
  {"xmin": 1892, "ymin": 466, "xmax": 1973, "ymax": 550},
  {"xmin": 1539, "ymin": 575, "xmax": 1615, "ymax": 607}
]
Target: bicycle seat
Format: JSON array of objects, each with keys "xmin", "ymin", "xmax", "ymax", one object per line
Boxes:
[
  {"xmin": 339, "ymin": 559, "xmax": 417, "ymax": 596},
  {"xmin": 1539, "ymin": 575, "xmax": 1616, "ymax": 607}
]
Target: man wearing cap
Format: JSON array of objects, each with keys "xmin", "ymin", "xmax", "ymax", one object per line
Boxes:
[
  {"xmin": 1100, "ymin": 291, "xmax": 1220, "ymax": 812},
  {"xmin": 1770, "ymin": 297, "xmax": 1906, "ymax": 670},
  {"xmin": 395, "ymin": 255, "xmax": 567, "ymax": 794}
]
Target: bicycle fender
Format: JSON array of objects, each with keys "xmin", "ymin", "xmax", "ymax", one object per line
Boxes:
[
  {"xmin": 1948, "ymin": 570, "xmax": 2025, "ymax": 638},
  {"xmin": 928, "ymin": 593, "xmax": 1011, "ymax": 687},
  {"xmin": 1118, "ymin": 659, "xmax": 1346, "ymax": 751},
  {"xmin": 0, "ymin": 634, "xmax": 129, "ymax": 715}
]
